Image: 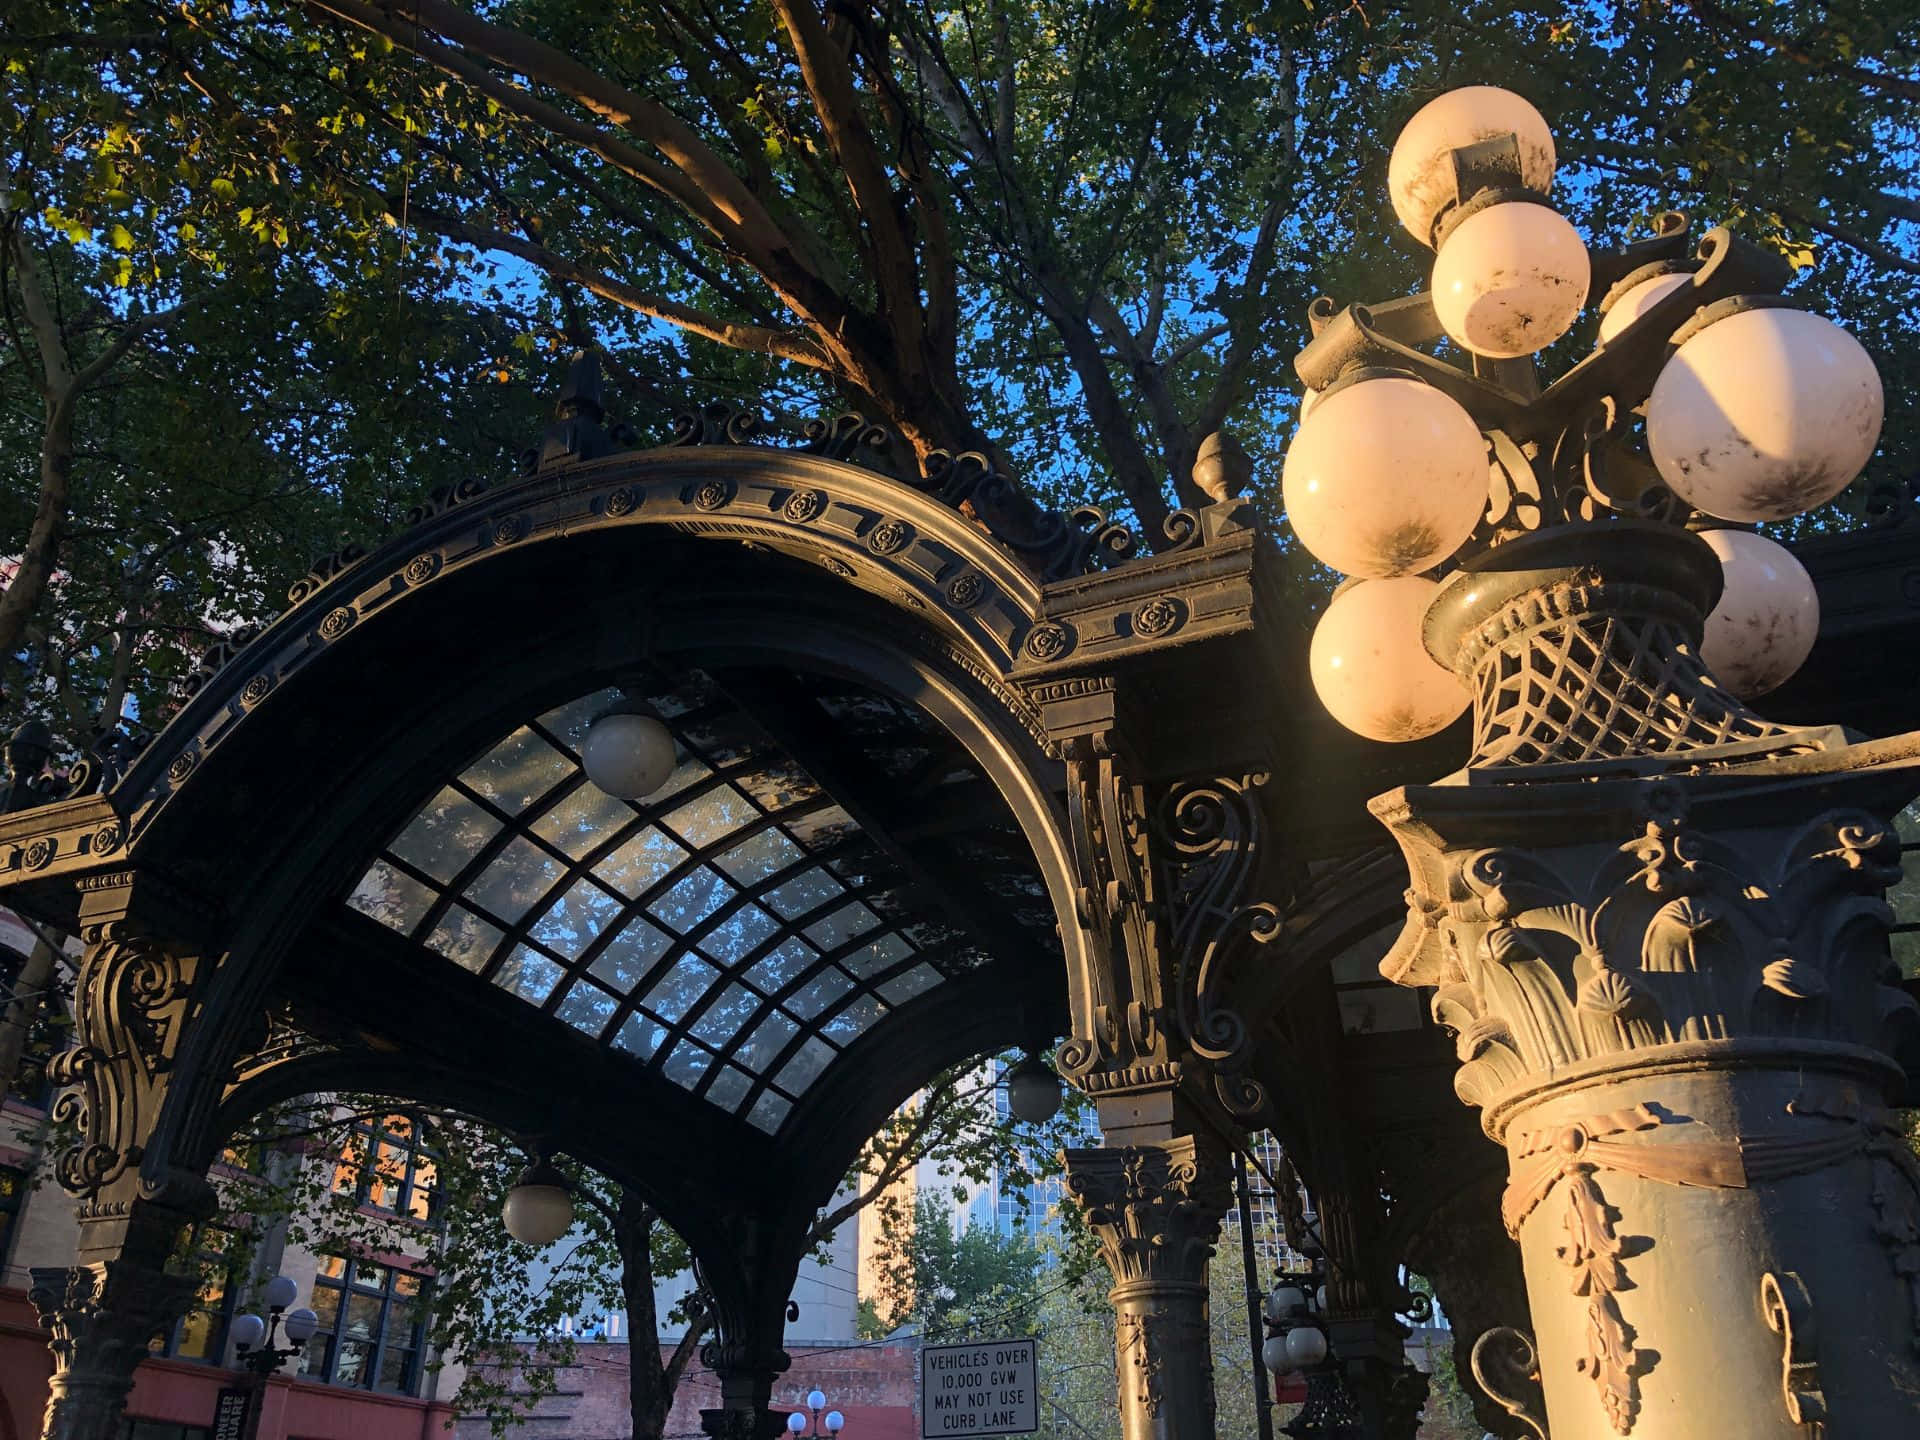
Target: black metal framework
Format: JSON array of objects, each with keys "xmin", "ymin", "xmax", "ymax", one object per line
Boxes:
[
  {"xmin": 347, "ymin": 668, "xmax": 1052, "ymax": 1134},
  {"xmin": 299, "ymin": 1255, "xmax": 429, "ymax": 1395}
]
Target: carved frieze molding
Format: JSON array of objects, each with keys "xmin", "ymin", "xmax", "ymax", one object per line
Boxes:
[{"xmin": 1377, "ymin": 780, "xmax": 1918, "ymax": 1119}]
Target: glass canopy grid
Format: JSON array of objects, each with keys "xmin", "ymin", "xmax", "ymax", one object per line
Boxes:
[{"xmin": 347, "ymin": 672, "xmax": 974, "ymax": 1134}]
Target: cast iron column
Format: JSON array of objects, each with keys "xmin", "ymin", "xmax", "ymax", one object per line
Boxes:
[
  {"xmin": 1065, "ymin": 1135, "xmax": 1234, "ymax": 1440},
  {"xmin": 1374, "ymin": 524, "xmax": 1920, "ymax": 1439},
  {"xmin": 31, "ymin": 877, "xmax": 216, "ymax": 1440}
]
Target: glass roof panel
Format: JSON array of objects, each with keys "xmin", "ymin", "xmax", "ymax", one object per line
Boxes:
[
  {"xmin": 343, "ymin": 672, "xmax": 1008, "ymax": 1133},
  {"xmin": 652, "ymin": 867, "xmax": 736, "ymax": 935},
  {"xmin": 764, "ymin": 867, "xmax": 844, "ymax": 921},
  {"xmin": 530, "ymin": 878, "xmax": 628, "ymax": 960},
  {"xmin": 805, "ymin": 901, "xmax": 881, "ymax": 952},
  {"xmin": 460, "ymin": 727, "xmax": 571, "ymax": 814},
  {"xmin": 642, "ymin": 954, "xmax": 723, "ymax": 1023},
  {"xmin": 533, "ymin": 783, "xmax": 637, "ymax": 860},
  {"xmin": 389, "ymin": 787, "xmax": 501, "ymax": 884},
  {"xmin": 495, "ymin": 946, "xmax": 565, "ymax": 1006},
  {"xmin": 594, "ymin": 828, "xmax": 690, "ymax": 899},
  {"xmin": 349, "ymin": 861, "xmax": 437, "ymax": 932},
  {"xmin": 775, "ymin": 1037, "xmax": 836, "ymax": 1095},
  {"xmin": 466, "ymin": 836, "xmax": 568, "ymax": 925},
  {"xmin": 746, "ymin": 1091, "xmax": 792, "ymax": 1134},
  {"xmin": 662, "ymin": 786, "xmax": 759, "ymax": 850},
  {"xmin": 713, "ymin": 828, "xmax": 807, "ymax": 887},
  {"xmin": 697, "ymin": 903, "xmax": 781, "ymax": 966},
  {"xmin": 425, "ymin": 905, "xmax": 504, "ymax": 974},
  {"xmin": 554, "ymin": 978, "xmax": 621, "ymax": 1039},
  {"xmin": 588, "ymin": 916, "xmax": 674, "ymax": 991}
]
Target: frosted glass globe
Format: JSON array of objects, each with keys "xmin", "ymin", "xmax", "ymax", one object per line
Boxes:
[
  {"xmin": 1647, "ymin": 307, "xmax": 1883, "ymax": 521},
  {"xmin": 788, "ymin": 1416, "xmax": 808, "ymax": 1435},
  {"xmin": 230, "ymin": 1313, "xmax": 267, "ymax": 1350},
  {"xmin": 1388, "ymin": 87, "xmax": 1556, "ymax": 244},
  {"xmin": 1285, "ymin": 1326, "xmax": 1330, "ymax": 1368},
  {"xmin": 1283, "ymin": 377, "xmax": 1487, "ymax": 579},
  {"xmin": 1265, "ymin": 1285, "xmax": 1307, "ymax": 1323},
  {"xmin": 1598, "ymin": 272, "xmax": 1690, "ymax": 345},
  {"xmin": 263, "ymin": 1273, "xmax": 300, "ymax": 1311},
  {"xmin": 807, "ymin": 1391, "xmax": 828, "ymax": 1413},
  {"xmin": 502, "ymin": 1182, "xmax": 574, "ymax": 1246},
  {"xmin": 1298, "ymin": 387, "xmax": 1321, "ymax": 424},
  {"xmin": 1309, "ymin": 578, "xmax": 1469, "ymax": 742},
  {"xmin": 1262, "ymin": 1335, "xmax": 1295, "ymax": 1375},
  {"xmin": 1006, "ymin": 1057, "xmax": 1062, "ymax": 1123},
  {"xmin": 1431, "ymin": 203, "xmax": 1590, "ymax": 358},
  {"xmin": 580, "ymin": 712, "xmax": 677, "ymax": 801},
  {"xmin": 1699, "ymin": 529, "xmax": 1819, "ymax": 698},
  {"xmin": 824, "ymin": 1413, "xmax": 844, "ymax": 1433},
  {"xmin": 283, "ymin": 1307, "xmax": 320, "ymax": 1343}
]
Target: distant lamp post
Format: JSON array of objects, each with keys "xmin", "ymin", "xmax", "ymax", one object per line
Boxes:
[
  {"xmin": 232, "ymin": 1274, "xmax": 319, "ymax": 1374},
  {"xmin": 1004, "ymin": 1052, "xmax": 1062, "ymax": 1124},
  {"xmin": 502, "ymin": 1156, "xmax": 575, "ymax": 1246},
  {"xmin": 787, "ymin": 1390, "xmax": 845, "ymax": 1439},
  {"xmin": 1261, "ymin": 1264, "xmax": 1359, "ymax": 1440}
]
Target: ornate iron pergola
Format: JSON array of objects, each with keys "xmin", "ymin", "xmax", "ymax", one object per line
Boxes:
[{"xmin": 1, "ymin": 352, "xmax": 1916, "ymax": 1440}]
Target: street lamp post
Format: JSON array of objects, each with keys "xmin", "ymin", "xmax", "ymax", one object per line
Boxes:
[
  {"xmin": 1291, "ymin": 86, "xmax": 1920, "ymax": 1437},
  {"xmin": 1261, "ymin": 1266, "xmax": 1360, "ymax": 1440},
  {"xmin": 227, "ymin": 1275, "xmax": 319, "ymax": 1440},
  {"xmin": 786, "ymin": 1389, "xmax": 846, "ymax": 1440}
]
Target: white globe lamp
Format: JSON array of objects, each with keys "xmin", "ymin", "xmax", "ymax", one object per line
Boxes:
[
  {"xmin": 581, "ymin": 710, "xmax": 677, "ymax": 801},
  {"xmin": 1698, "ymin": 529, "xmax": 1820, "ymax": 698},
  {"xmin": 1646, "ymin": 307, "xmax": 1883, "ymax": 522},
  {"xmin": 1282, "ymin": 376, "xmax": 1488, "ymax": 579},
  {"xmin": 1264, "ymin": 1285, "xmax": 1307, "ymax": 1324},
  {"xmin": 1285, "ymin": 1326, "xmax": 1330, "ymax": 1369},
  {"xmin": 1262, "ymin": 1334, "xmax": 1295, "ymax": 1375},
  {"xmin": 1388, "ymin": 86, "xmax": 1556, "ymax": 244},
  {"xmin": 503, "ymin": 1159, "xmax": 575, "ymax": 1247},
  {"xmin": 1006, "ymin": 1054, "xmax": 1062, "ymax": 1124},
  {"xmin": 230, "ymin": 1312, "xmax": 267, "ymax": 1351},
  {"xmin": 807, "ymin": 1390, "xmax": 827, "ymax": 1413},
  {"xmin": 1598, "ymin": 271, "xmax": 1691, "ymax": 345},
  {"xmin": 283, "ymin": 1307, "xmax": 320, "ymax": 1344},
  {"xmin": 1431, "ymin": 202, "xmax": 1590, "ymax": 357},
  {"xmin": 263, "ymin": 1273, "xmax": 300, "ymax": 1311},
  {"xmin": 1310, "ymin": 578, "xmax": 1470, "ymax": 743},
  {"xmin": 787, "ymin": 1416, "xmax": 808, "ymax": 1435},
  {"xmin": 825, "ymin": 1413, "xmax": 845, "ymax": 1433}
]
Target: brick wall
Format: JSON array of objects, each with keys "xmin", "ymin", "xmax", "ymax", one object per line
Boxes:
[{"xmin": 454, "ymin": 1340, "xmax": 918, "ymax": 1440}]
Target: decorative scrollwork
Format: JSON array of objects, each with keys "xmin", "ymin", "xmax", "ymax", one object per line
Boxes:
[
  {"xmin": 1155, "ymin": 776, "xmax": 1278, "ymax": 1102},
  {"xmin": 180, "ymin": 626, "xmax": 261, "ymax": 699},
  {"xmin": 866, "ymin": 518, "xmax": 913, "ymax": 556},
  {"xmin": 920, "ymin": 450, "xmax": 1137, "ymax": 581},
  {"xmin": 1062, "ymin": 1138, "xmax": 1232, "ymax": 1285},
  {"xmin": 802, "ymin": 410, "xmax": 892, "ymax": 462},
  {"xmin": 403, "ymin": 476, "xmax": 489, "ymax": 528},
  {"xmin": 669, "ymin": 403, "xmax": 761, "ymax": 447},
  {"xmin": 317, "ymin": 607, "xmax": 357, "ymax": 642},
  {"xmin": 691, "ymin": 479, "xmax": 734, "ymax": 512},
  {"xmin": 1470, "ymin": 1328, "xmax": 1550, "ymax": 1440},
  {"xmin": 1759, "ymin": 1271, "xmax": 1828, "ymax": 1429},
  {"xmin": 1132, "ymin": 595, "xmax": 1186, "ymax": 639},
  {"xmin": 46, "ymin": 937, "xmax": 196, "ymax": 1197},
  {"xmin": 1023, "ymin": 621, "xmax": 1074, "ymax": 662},
  {"xmin": 782, "ymin": 489, "xmax": 827, "ymax": 524},
  {"xmin": 286, "ymin": 546, "xmax": 367, "ymax": 606},
  {"xmin": 946, "ymin": 572, "xmax": 986, "ymax": 609},
  {"xmin": 604, "ymin": 486, "xmax": 640, "ymax": 517},
  {"xmin": 401, "ymin": 552, "xmax": 442, "ymax": 587}
]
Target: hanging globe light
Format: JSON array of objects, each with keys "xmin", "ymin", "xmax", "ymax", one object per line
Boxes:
[
  {"xmin": 1005, "ymin": 1053, "xmax": 1063, "ymax": 1124},
  {"xmin": 1697, "ymin": 529, "xmax": 1820, "ymax": 698},
  {"xmin": 1282, "ymin": 376, "xmax": 1488, "ymax": 579},
  {"xmin": 1597, "ymin": 268, "xmax": 1692, "ymax": 345},
  {"xmin": 1309, "ymin": 578, "xmax": 1470, "ymax": 742},
  {"xmin": 1264, "ymin": 1285, "xmax": 1308, "ymax": 1324},
  {"xmin": 502, "ymin": 1158, "xmax": 575, "ymax": 1246},
  {"xmin": 1431, "ymin": 201, "xmax": 1590, "ymax": 358},
  {"xmin": 580, "ymin": 709, "xmax": 677, "ymax": 801},
  {"xmin": 1646, "ymin": 306, "xmax": 1883, "ymax": 522},
  {"xmin": 1388, "ymin": 86, "xmax": 1557, "ymax": 245}
]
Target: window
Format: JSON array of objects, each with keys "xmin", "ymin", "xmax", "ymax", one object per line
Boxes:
[
  {"xmin": 123, "ymin": 1423, "xmax": 211, "ymax": 1440},
  {"xmin": 300, "ymin": 1256, "xmax": 429, "ymax": 1395},
  {"xmin": 0, "ymin": 1165, "xmax": 25, "ymax": 1268},
  {"xmin": 330, "ymin": 1114, "xmax": 439, "ymax": 1221},
  {"xmin": 156, "ymin": 1225, "xmax": 242, "ymax": 1363}
]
